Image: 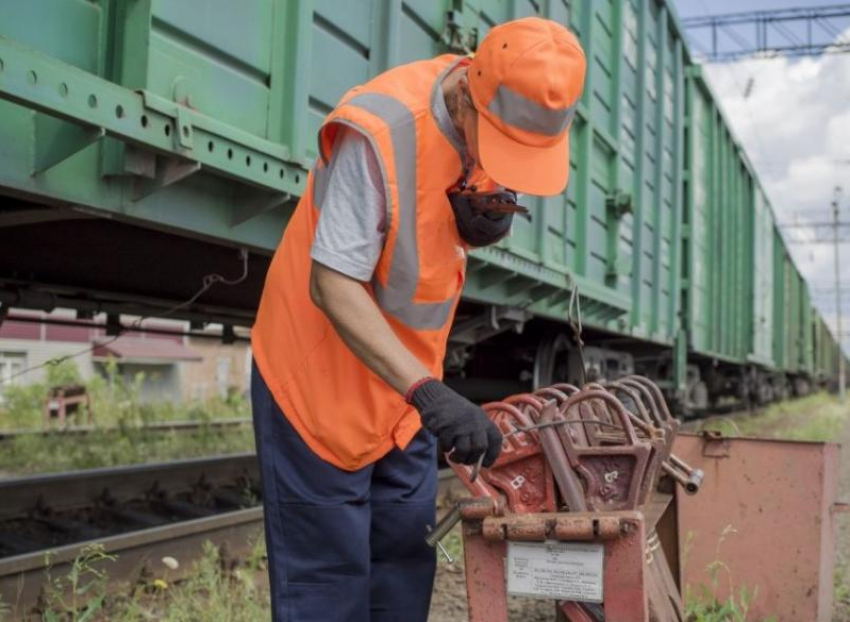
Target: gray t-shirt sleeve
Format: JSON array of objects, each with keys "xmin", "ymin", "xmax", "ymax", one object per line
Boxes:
[{"xmin": 310, "ymin": 126, "xmax": 387, "ymax": 282}]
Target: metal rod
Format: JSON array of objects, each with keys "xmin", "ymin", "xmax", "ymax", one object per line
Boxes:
[
  {"xmin": 835, "ymin": 187, "xmax": 846, "ymax": 402},
  {"xmin": 425, "ymin": 505, "xmax": 462, "ymax": 550},
  {"xmin": 538, "ymin": 403, "xmax": 588, "ymax": 512}
]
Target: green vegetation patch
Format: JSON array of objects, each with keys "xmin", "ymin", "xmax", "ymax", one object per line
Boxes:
[
  {"xmin": 0, "ymin": 425, "xmax": 256, "ymax": 477},
  {"xmin": 0, "ymin": 539, "xmax": 271, "ymax": 622},
  {"xmin": 698, "ymin": 392, "xmax": 849, "ymax": 443},
  {"xmin": 0, "ymin": 359, "xmax": 255, "ymax": 477}
]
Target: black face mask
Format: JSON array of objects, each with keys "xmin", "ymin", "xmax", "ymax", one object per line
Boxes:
[{"xmin": 448, "ymin": 189, "xmax": 528, "ymax": 247}]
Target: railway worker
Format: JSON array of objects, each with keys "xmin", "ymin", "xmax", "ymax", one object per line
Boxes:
[{"xmin": 251, "ymin": 16, "xmax": 586, "ymax": 622}]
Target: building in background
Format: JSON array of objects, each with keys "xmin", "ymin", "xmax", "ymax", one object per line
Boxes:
[
  {"xmin": 183, "ymin": 329, "xmax": 252, "ymax": 403},
  {"xmin": 0, "ymin": 310, "xmax": 248, "ymax": 405}
]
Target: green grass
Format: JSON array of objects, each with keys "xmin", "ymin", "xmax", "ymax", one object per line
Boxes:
[
  {"xmin": 0, "ymin": 359, "xmax": 250, "ymax": 432},
  {"xmin": 836, "ymin": 560, "xmax": 850, "ymax": 622},
  {"xmin": 698, "ymin": 392, "xmax": 849, "ymax": 443},
  {"xmin": 0, "ymin": 359, "xmax": 255, "ymax": 477},
  {"xmin": 437, "ymin": 525, "xmax": 463, "ymax": 566},
  {"xmin": 683, "ymin": 527, "xmax": 777, "ymax": 622},
  {"xmin": 26, "ymin": 538, "xmax": 272, "ymax": 622},
  {"xmin": 113, "ymin": 539, "xmax": 270, "ymax": 622},
  {"xmin": 0, "ymin": 425, "xmax": 256, "ymax": 477}
]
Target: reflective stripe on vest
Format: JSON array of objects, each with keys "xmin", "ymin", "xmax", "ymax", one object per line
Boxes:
[{"xmin": 340, "ymin": 92, "xmax": 457, "ymax": 331}]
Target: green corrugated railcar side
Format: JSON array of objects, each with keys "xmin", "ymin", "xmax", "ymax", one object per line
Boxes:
[
  {"xmin": 801, "ymin": 283, "xmax": 814, "ymax": 374},
  {"xmin": 0, "ymin": 0, "xmax": 690, "ymax": 346},
  {"xmin": 772, "ymin": 229, "xmax": 789, "ymax": 370},
  {"xmin": 769, "ymin": 233, "xmax": 815, "ymax": 376},
  {"xmin": 750, "ymin": 184, "xmax": 775, "ymax": 367},
  {"xmin": 682, "ymin": 67, "xmax": 752, "ymax": 364},
  {"xmin": 784, "ymin": 259, "xmax": 802, "ymax": 373},
  {"xmin": 463, "ymin": 0, "xmax": 687, "ymax": 344},
  {"xmin": 812, "ymin": 315, "xmax": 823, "ymax": 378},
  {"xmin": 813, "ymin": 313, "xmax": 837, "ymax": 380}
]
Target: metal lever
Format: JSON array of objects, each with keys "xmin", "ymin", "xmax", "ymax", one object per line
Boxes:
[
  {"xmin": 425, "ymin": 504, "xmax": 462, "ymax": 564},
  {"xmin": 425, "ymin": 525, "xmax": 454, "ymax": 564}
]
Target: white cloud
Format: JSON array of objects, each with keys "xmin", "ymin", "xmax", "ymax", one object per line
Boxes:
[{"xmin": 702, "ymin": 30, "xmax": 850, "ymax": 349}]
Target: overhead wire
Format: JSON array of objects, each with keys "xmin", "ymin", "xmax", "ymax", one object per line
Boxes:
[{"xmin": 695, "ymin": 1, "xmax": 771, "ymax": 165}]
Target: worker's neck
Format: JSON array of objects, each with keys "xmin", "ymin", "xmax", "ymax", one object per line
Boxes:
[{"xmin": 441, "ymin": 67, "xmax": 468, "ymax": 145}]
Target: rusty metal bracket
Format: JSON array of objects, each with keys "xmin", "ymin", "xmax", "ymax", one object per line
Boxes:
[
  {"xmin": 480, "ymin": 511, "xmax": 635, "ymax": 542},
  {"xmin": 701, "ymin": 431, "xmax": 732, "ymax": 458}
]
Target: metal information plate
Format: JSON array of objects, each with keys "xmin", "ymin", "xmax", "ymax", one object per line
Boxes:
[{"xmin": 506, "ymin": 541, "xmax": 604, "ymax": 602}]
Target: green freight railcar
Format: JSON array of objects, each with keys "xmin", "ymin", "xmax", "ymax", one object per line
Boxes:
[
  {"xmin": 801, "ymin": 281, "xmax": 814, "ymax": 377},
  {"xmin": 0, "ymin": 0, "xmax": 834, "ymax": 408},
  {"xmin": 813, "ymin": 312, "xmax": 839, "ymax": 385},
  {"xmin": 750, "ymin": 185, "xmax": 776, "ymax": 370},
  {"xmin": 682, "ymin": 65, "xmax": 751, "ymax": 367},
  {"xmin": 772, "ymin": 238, "xmax": 816, "ymax": 395},
  {"xmin": 680, "ymin": 65, "xmax": 798, "ymax": 405},
  {"xmin": 0, "ymin": 1, "xmax": 691, "ymax": 387}
]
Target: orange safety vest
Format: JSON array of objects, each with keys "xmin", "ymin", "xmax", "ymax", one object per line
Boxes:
[{"xmin": 252, "ymin": 55, "xmax": 494, "ymax": 471}]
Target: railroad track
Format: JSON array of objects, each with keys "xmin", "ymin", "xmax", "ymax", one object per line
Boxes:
[
  {"xmin": 0, "ymin": 454, "xmax": 459, "ymax": 617},
  {"xmin": 0, "ymin": 417, "xmax": 252, "ymax": 443},
  {"xmin": 0, "ymin": 454, "xmax": 260, "ymax": 616}
]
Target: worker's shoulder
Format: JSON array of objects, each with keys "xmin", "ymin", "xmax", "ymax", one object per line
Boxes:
[{"xmin": 353, "ymin": 55, "xmax": 460, "ymax": 124}]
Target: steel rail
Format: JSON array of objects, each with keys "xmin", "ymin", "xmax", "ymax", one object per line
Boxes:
[
  {"xmin": 0, "ymin": 466, "xmax": 459, "ymax": 618},
  {"xmin": 0, "ymin": 453, "xmax": 258, "ymax": 520},
  {"xmin": 0, "ymin": 508, "xmax": 264, "ymax": 618}
]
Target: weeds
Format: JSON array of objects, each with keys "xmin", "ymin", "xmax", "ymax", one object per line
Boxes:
[
  {"xmin": 33, "ymin": 536, "xmax": 270, "ymax": 622},
  {"xmin": 699, "ymin": 392, "xmax": 848, "ymax": 443},
  {"xmin": 0, "ymin": 358, "xmax": 254, "ymax": 476},
  {"xmin": 0, "ymin": 358, "xmax": 250, "ymax": 432},
  {"xmin": 112, "ymin": 538, "xmax": 270, "ymax": 622},
  {"xmin": 41, "ymin": 544, "xmax": 116, "ymax": 622},
  {"xmin": 836, "ymin": 547, "xmax": 850, "ymax": 621},
  {"xmin": 683, "ymin": 526, "xmax": 777, "ymax": 622},
  {"xmin": 437, "ymin": 526, "xmax": 464, "ymax": 568},
  {"xmin": 0, "ymin": 425, "xmax": 255, "ymax": 476}
]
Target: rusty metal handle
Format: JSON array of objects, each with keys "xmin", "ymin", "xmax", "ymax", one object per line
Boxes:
[
  {"xmin": 661, "ymin": 461, "xmax": 704, "ymax": 495},
  {"xmin": 539, "ymin": 401, "xmax": 588, "ymax": 512},
  {"xmin": 669, "ymin": 454, "xmax": 704, "ymax": 494}
]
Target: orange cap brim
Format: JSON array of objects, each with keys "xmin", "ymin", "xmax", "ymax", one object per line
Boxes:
[{"xmin": 477, "ymin": 112, "xmax": 570, "ymax": 196}]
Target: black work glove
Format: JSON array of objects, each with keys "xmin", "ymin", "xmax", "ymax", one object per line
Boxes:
[{"xmin": 408, "ymin": 379, "xmax": 502, "ymax": 467}]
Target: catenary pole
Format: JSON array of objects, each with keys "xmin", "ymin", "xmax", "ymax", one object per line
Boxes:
[{"xmin": 834, "ymin": 186, "xmax": 845, "ymax": 402}]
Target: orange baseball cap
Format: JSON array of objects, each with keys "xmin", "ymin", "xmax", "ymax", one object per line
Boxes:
[{"xmin": 468, "ymin": 17, "xmax": 586, "ymax": 196}]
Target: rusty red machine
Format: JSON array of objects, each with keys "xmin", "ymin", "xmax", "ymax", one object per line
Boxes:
[{"xmin": 428, "ymin": 376, "xmax": 703, "ymax": 622}]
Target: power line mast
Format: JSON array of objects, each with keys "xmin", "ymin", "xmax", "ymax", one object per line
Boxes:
[
  {"xmin": 681, "ymin": 4, "xmax": 850, "ymax": 62},
  {"xmin": 833, "ymin": 187, "xmax": 846, "ymax": 401}
]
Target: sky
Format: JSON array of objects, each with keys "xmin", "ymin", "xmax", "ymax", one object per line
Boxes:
[{"xmin": 673, "ymin": 1, "xmax": 850, "ymax": 352}]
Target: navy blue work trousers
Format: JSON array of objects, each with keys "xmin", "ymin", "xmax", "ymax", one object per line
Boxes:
[{"xmin": 251, "ymin": 363, "xmax": 438, "ymax": 622}]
